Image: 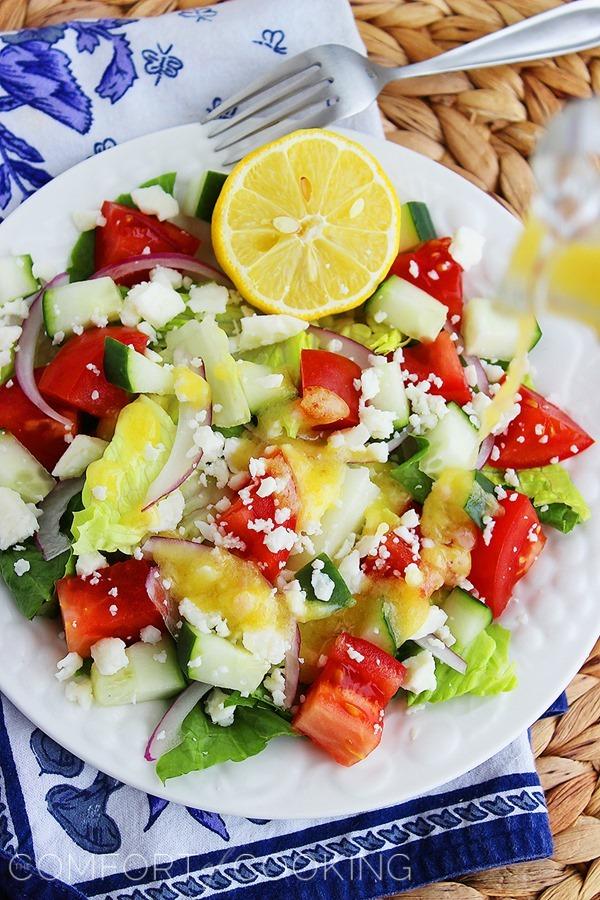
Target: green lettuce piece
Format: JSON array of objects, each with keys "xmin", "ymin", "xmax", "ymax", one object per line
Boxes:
[
  {"xmin": 0, "ymin": 540, "xmax": 70, "ymax": 620},
  {"xmin": 390, "ymin": 436, "xmax": 433, "ymax": 504},
  {"xmin": 319, "ymin": 314, "xmax": 406, "ymax": 356},
  {"xmin": 156, "ymin": 702, "xmax": 296, "ymax": 782},
  {"xmin": 115, "ymin": 172, "xmax": 177, "ymax": 208},
  {"xmin": 72, "ymin": 397, "xmax": 175, "ymax": 555},
  {"xmin": 237, "ymin": 331, "xmax": 316, "ymax": 385},
  {"xmin": 484, "ymin": 463, "xmax": 590, "ymax": 534},
  {"xmin": 407, "ymin": 623, "xmax": 516, "ymax": 706}
]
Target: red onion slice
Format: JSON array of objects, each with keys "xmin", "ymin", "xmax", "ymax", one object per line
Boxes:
[
  {"xmin": 283, "ymin": 626, "xmax": 300, "ymax": 709},
  {"xmin": 36, "ymin": 476, "xmax": 83, "ymax": 561},
  {"xmin": 476, "ymin": 433, "xmax": 495, "ymax": 470},
  {"xmin": 91, "ymin": 252, "xmax": 232, "ymax": 288},
  {"xmin": 463, "ymin": 353, "xmax": 490, "ymax": 396},
  {"xmin": 307, "ymin": 326, "xmax": 373, "ymax": 369},
  {"xmin": 414, "ymin": 635, "xmax": 467, "ymax": 675},
  {"xmin": 145, "ymin": 566, "xmax": 181, "ymax": 637},
  {"xmin": 386, "ymin": 428, "xmax": 409, "ymax": 454},
  {"xmin": 145, "ymin": 680, "xmax": 211, "ymax": 762},
  {"xmin": 15, "ymin": 273, "xmax": 73, "ymax": 427}
]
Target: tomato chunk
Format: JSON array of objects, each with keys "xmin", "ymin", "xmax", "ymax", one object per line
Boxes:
[
  {"xmin": 494, "ymin": 385, "xmax": 594, "ymax": 469},
  {"xmin": 95, "ymin": 201, "xmax": 200, "ymax": 281},
  {"xmin": 469, "ymin": 492, "xmax": 546, "ymax": 618},
  {"xmin": 293, "ymin": 632, "xmax": 405, "ymax": 766},
  {"xmin": 39, "ymin": 327, "xmax": 148, "ymax": 418},
  {"xmin": 0, "ymin": 373, "xmax": 79, "ymax": 471},
  {"xmin": 216, "ymin": 450, "xmax": 299, "ymax": 583},
  {"xmin": 57, "ymin": 558, "xmax": 162, "ymax": 657},
  {"xmin": 402, "ymin": 331, "xmax": 471, "ymax": 405},
  {"xmin": 300, "ymin": 349, "xmax": 361, "ymax": 428},
  {"xmin": 391, "ymin": 237, "xmax": 464, "ymax": 321},
  {"xmin": 361, "ymin": 529, "xmax": 419, "ymax": 579}
]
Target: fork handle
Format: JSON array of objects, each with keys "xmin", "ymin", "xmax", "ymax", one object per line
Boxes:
[{"xmin": 378, "ymin": 0, "xmax": 600, "ymax": 84}]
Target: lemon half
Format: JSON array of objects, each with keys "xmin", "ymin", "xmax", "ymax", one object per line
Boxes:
[{"xmin": 212, "ymin": 129, "xmax": 401, "ymax": 320}]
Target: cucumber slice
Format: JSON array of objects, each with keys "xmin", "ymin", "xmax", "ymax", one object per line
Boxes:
[
  {"xmin": 237, "ymin": 359, "xmax": 296, "ymax": 414},
  {"xmin": 296, "ymin": 553, "xmax": 353, "ymax": 620},
  {"xmin": 441, "ymin": 587, "xmax": 492, "ymax": 647},
  {"xmin": 52, "ymin": 435, "xmax": 108, "ymax": 479},
  {"xmin": 103, "ymin": 337, "xmax": 174, "ymax": 394},
  {"xmin": 463, "ymin": 297, "xmax": 541, "ymax": 362},
  {"xmin": 0, "ymin": 255, "xmax": 39, "ymax": 304},
  {"xmin": 464, "ymin": 471, "xmax": 501, "ymax": 530},
  {"xmin": 355, "ymin": 600, "xmax": 396, "ymax": 654},
  {"xmin": 91, "ymin": 636, "xmax": 185, "ymax": 706},
  {"xmin": 193, "ymin": 316, "xmax": 251, "ymax": 427},
  {"xmin": 367, "ymin": 276, "xmax": 446, "ymax": 342},
  {"xmin": 291, "ymin": 466, "xmax": 380, "ymax": 569},
  {"xmin": 399, "ymin": 201, "xmax": 436, "ymax": 251},
  {"xmin": 370, "ymin": 361, "xmax": 410, "ymax": 428},
  {"xmin": 420, "ymin": 402, "xmax": 480, "ymax": 477},
  {"xmin": 43, "ymin": 277, "xmax": 123, "ymax": 339},
  {"xmin": 390, "ymin": 435, "xmax": 433, "ymax": 503},
  {"xmin": 182, "ymin": 170, "xmax": 227, "ymax": 221},
  {"xmin": 177, "ymin": 622, "xmax": 269, "ymax": 692},
  {"xmin": 0, "ymin": 431, "xmax": 54, "ymax": 502}
]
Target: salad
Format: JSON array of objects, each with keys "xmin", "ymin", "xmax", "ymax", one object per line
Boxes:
[{"xmin": 0, "ymin": 129, "xmax": 594, "ymax": 779}]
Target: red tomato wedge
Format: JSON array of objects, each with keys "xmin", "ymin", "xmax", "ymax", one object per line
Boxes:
[
  {"xmin": 39, "ymin": 327, "xmax": 148, "ymax": 418},
  {"xmin": 390, "ymin": 237, "xmax": 464, "ymax": 321},
  {"xmin": 469, "ymin": 492, "xmax": 546, "ymax": 618},
  {"xmin": 361, "ymin": 529, "xmax": 419, "ymax": 579},
  {"xmin": 57, "ymin": 558, "xmax": 162, "ymax": 657},
  {"xmin": 0, "ymin": 373, "xmax": 79, "ymax": 471},
  {"xmin": 95, "ymin": 201, "xmax": 200, "ymax": 282},
  {"xmin": 293, "ymin": 632, "xmax": 406, "ymax": 766},
  {"xmin": 494, "ymin": 385, "xmax": 594, "ymax": 469},
  {"xmin": 402, "ymin": 331, "xmax": 471, "ymax": 405},
  {"xmin": 216, "ymin": 450, "xmax": 300, "ymax": 583},
  {"xmin": 300, "ymin": 349, "xmax": 362, "ymax": 428}
]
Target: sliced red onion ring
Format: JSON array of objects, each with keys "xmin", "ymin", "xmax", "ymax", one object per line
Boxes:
[
  {"xmin": 307, "ymin": 326, "xmax": 372, "ymax": 368},
  {"xmin": 145, "ymin": 680, "xmax": 211, "ymax": 762},
  {"xmin": 145, "ymin": 566, "xmax": 181, "ymax": 637},
  {"xmin": 386, "ymin": 428, "xmax": 409, "ymax": 454},
  {"xmin": 476, "ymin": 433, "xmax": 495, "ymax": 470},
  {"xmin": 283, "ymin": 626, "xmax": 300, "ymax": 709},
  {"xmin": 91, "ymin": 252, "xmax": 233, "ymax": 288},
  {"xmin": 463, "ymin": 353, "xmax": 490, "ymax": 396},
  {"xmin": 35, "ymin": 476, "xmax": 83, "ymax": 561},
  {"xmin": 142, "ymin": 534, "xmax": 213, "ymax": 559},
  {"xmin": 15, "ymin": 273, "xmax": 72, "ymax": 427},
  {"xmin": 414, "ymin": 635, "xmax": 467, "ymax": 675}
]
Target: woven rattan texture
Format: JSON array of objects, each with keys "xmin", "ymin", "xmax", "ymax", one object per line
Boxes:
[{"xmin": 0, "ymin": 1, "xmax": 599, "ymax": 898}]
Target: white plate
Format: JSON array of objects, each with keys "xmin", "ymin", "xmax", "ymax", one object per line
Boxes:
[{"xmin": 0, "ymin": 125, "xmax": 599, "ymax": 820}]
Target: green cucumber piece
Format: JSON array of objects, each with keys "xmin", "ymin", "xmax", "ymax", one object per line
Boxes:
[
  {"xmin": 464, "ymin": 471, "xmax": 501, "ymax": 530},
  {"xmin": 182, "ymin": 170, "xmax": 227, "ymax": 221},
  {"xmin": 356, "ymin": 600, "xmax": 396, "ymax": 655},
  {"xmin": 237, "ymin": 359, "xmax": 296, "ymax": 414},
  {"xmin": 43, "ymin": 277, "xmax": 123, "ymax": 339},
  {"xmin": 192, "ymin": 317, "xmax": 251, "ymax": 427},
  {"xmin": 91, "ymin": 636, "xmax": 186, "ymax": 706},
  {"xmin": 399, "ymin": 201, "xmax": 436, "ymax": 251},
  {"xmin": 0, "ymin": 431, "xmax": 54, "ymax": 502},
  {"xmin": 0, "ymin": 349, "xmax": 14, "ymax": 386},
  {"xmin": 420, "ymin": 403, "xmax": 480, "ymax": 477},
  {"xmin": 441, "ymin": 587, "xmax": 492, "ymax": 647},
  {"xmin": 367, "ymin": 275, "xmax": 446, "ymax": 342},
  {"xmin": 463, "ymin": 297, "xmax": 541, "ymax": 362},
  {"xmin": 390, "ymin": 435, "xmax": 433, "ymax": 503},
  {"xmin": 0, "ymin": 255, "xmax": 39, "ymax": 304},
  {"xmin": 296, "ymin": 553, "xmax": 353, "ymax": 620},
  {"xmin": 370, "ymin": 361, "xmax": 410, "ymax": 428},
  {"xmin": 103, "ymin": 337, "xmax": 174, "ymax": 394},
  {"xmin": 177, "ymin": 622, "xmax": 270, "ymax": 692}
]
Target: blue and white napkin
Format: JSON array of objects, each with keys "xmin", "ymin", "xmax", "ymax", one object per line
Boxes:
[{"xmin": 0, "ymin": 1, "xmax": 554, "ymax": 897}]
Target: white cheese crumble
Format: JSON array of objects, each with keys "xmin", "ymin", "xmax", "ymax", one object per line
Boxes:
[
  {"xmin": 263, "ymin": 666, "xmax": 286, "ymax": 707},
  {"xmin": 0, "ymin": 488, "xmax": 40, "ymax": 550},
  {"xmin": 123, "ymin": 281, "xmax": 185, "ymax": 330},
  {"xmin": 337, "ymin": 550, "xmax": 365, "ymax": 595},
  {"xmin": 205, "ymin": 687, "xmax": 236, "ymax": 727},
  {"xmin": 91, "ymin": 485, "xmax": 107, "ymax": 501},
  {"xmin": 75, "ymin": 551, "xmax": 108, "ymax": 579},
  {"xmin": 140, "ymin": 625, "xmax": 162, "ymax": 644},
  {"xmin": 72, "ymin": 209, "xmax": 104, "ymax": 232},
  {"xmin": 150, "ymin": 265, "xmax": 183, "ymax": 289},
  {"xmin": 403, "ymin": 650, "xmax": 437, "ymax": 694},
  {"xmin": 90, "ymin": 638, "xmax": 129, "ymax": 676},
  {"xmin": 13, "ymin": 558, "xmax": 30, "ymax": 576},
  {"xmin": 448, "ymin": 226, "xmax": 485, "ymax": 271},
  {"xmin": 410, "ymin": 605, "xmax": 448, "ymax": 641},
  {"xmin": 188, "ymin": 282, "xmax": 229, "ymax": 315},
  {"xmin": 55, "ymin": 652, "xmax": 83, "ymax": 682},
  {"xmin": 242, "ymin": 628, "xmax": 289, "ymax": 665},
  {"xmin": 238, "ymin": 314, "xmax": 308, "ymax": 351},
  {"xmin": 179, "ymin": 598, "xmax": 230, "ymax": 637},
  {"xmin": 131, "ymin": 185, "xmax": 179, "ymax": 221},
  {"xmin": 310, "ymin": 566, "xmax": 335, "ymax": 602},
  {"xmin": 264, "ymin": 527, "xmax": 296, "ymax": 553},
  {"xmin": 346, "ymin": 645, "xmax": 365, "ymax": 663},
  {"xmin": 64, "ymin": 676, "xmax": 93, "ymax": 710},
  {"xmin": 405, "ymin": 380, "xmax": 448, "ymax": 435},
  {"xmin": 151, "ymin": 489, "xmax": 185, "ymax": 533}
]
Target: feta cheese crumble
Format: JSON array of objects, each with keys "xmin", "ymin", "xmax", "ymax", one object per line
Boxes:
[
  {"xmin": 55, "ymin": 652, "xmax": 83, "ymax": 682},
  {"xmin": 131, "ymin": 185, "xmax": 179, "ymax": 221},
  {"xmin": 0, "ymin": 487, "xmax": 39, "ymax": 550},
  {"xmin": 206, "ymin": 687, "xmax": 235, "ymax": 727},
  {"xmin": 140, "ymin": 625, "xmax": 162, "ymax": 644},
  {"xmin": 449, "ymin": 226, "xmax": 485, "ymax": 271},
  {"xmin": 403, "ymin": 650, "xmax": 437, "ymax": 694},
  {"xmin": 90, "ymin": 638, "xmax": 129, "ymax": 676}
]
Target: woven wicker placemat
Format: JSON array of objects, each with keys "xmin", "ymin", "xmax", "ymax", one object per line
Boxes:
[{"xmin": 1, "ymin": 1, "xmax": 599, "ymax": 897}]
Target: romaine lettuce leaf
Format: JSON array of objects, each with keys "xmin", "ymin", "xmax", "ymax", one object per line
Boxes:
[
  {"xmin": 318, "ymin": 314, "xmax": 407, "ymax": 355},
  {"xmin": 0, "ymin": 540, "xmax": 70, "ymax": 620},
  {"xmin": 484, "ymin": 463, "xmax": 590, "ymax": 533},
  {"xmin": 407, "ymin": 622, "xmax": 516, "ymax": 706},
  {"xmin": 237, "ymin": 331, "xmax": 315, "ymax": 385},
  {"xmin": 156, "ymin": 702, "xmax": 295, "ymax": 782},
  {"xmin": 72, "ymin": 397, "xmax": 175, "ymax": 555}
]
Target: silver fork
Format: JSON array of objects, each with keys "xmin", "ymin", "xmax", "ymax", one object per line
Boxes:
[{"xmin": 202, "ymin": 0, "xmax": 600, "ymax": 166}]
